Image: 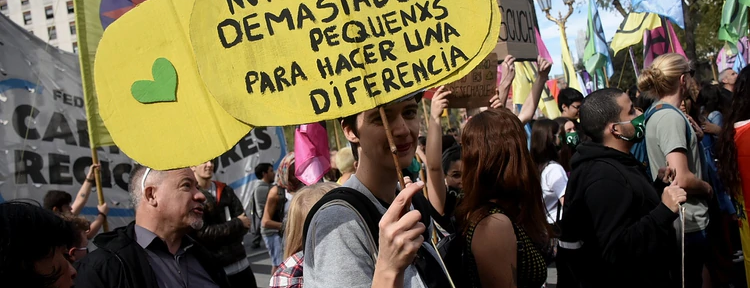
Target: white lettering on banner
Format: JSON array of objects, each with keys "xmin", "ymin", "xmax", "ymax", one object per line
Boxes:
[{"xmin": 0, "ymin": 78, "xmax": 135, "ymax": 227}]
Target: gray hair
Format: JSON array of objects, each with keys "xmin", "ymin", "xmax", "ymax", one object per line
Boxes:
[{"xmin": 128, "ymin": 164, "xmax": 150, "ymax": 209}]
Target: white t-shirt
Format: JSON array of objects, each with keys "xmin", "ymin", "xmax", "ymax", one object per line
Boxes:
[{"xmin": 541, "ymin": 161, "xmax": 567, "ymax": 224}]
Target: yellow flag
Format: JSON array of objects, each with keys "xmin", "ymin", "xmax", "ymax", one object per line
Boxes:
[
  {"xmin": 513, "ymin": 62, "xmax": 534, "ymax": 105},
  {"xmin": 561, "ymin": 37, "xmax": 582, "ymax": 92},
  {"xmin": 512, "ymin": 62, "xmax": 560, "ymax": 119},
  {"xmin": 74, "ymin": 0, "xmax": 114, "ymax": 147},
  {"xmin": 611, "ymin": 12, "xmax": 662, "ymax": 56}
]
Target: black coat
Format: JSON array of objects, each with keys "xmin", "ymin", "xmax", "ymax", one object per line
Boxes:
[
  {"xmin": 556, "ymin": 142, "xmax": 680, "ymax": 288},
  {"xmin": 74, "ymin": 222, "xmax": 230, "ymax": 288},
  {"xmin": 191, "ymin": 181, "xmax": 249, "ymax": 266}
]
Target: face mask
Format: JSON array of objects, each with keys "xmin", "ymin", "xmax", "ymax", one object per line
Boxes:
[
  {"xmin": 407, "ymin": 157, "xmax": 421, "ymax": 175},
  {"xmin": 564, "ymin": 132, "xmax": 580, "ymax": 147},
  {"xmin": 614, "ymin": 114, "xmax": 645, "ymax": 143}
]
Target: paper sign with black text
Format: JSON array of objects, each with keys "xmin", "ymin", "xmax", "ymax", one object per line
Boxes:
[
  {"xmin": 442, "ymin": 53, "xmax": 498, "ymax": 108},
  {"xmin": 190, "ymin": 0, "xmax": 501, "ymax": 126},
  {"xmin": 493, "ymin": 0, "xmax": 539, "ymax": 61}
]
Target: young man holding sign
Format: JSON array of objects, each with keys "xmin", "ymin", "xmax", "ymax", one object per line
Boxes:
[{"xmin": 303, "ymin": 91, "xmax": 450, "ymax": 287}]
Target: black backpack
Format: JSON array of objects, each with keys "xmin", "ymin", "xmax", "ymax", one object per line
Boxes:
[{"xmin": 303, "ymin": 187, "xmax": 459, "ymax": 288}]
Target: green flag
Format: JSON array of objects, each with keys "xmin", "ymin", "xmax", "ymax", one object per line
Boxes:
[{"xmin": 719, "ymin": 0, "xmax": 749, "ymax": 52}]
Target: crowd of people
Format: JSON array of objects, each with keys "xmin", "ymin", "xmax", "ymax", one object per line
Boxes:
[{"xmin": 2, "ymin": 52, "xmax": 750, "ymax": 288}]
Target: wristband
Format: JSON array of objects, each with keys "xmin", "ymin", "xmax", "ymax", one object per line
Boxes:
[
  {"xmin": 98, "ymin": 212, "xmax": 107, "ymax": 218},
  {"xmin": 86, "ymin": 178, "xmax": 96, "ymax": 183}
]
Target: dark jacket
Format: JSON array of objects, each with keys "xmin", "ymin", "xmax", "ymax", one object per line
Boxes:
[
  {"xmin": 192, "ymin": 181, "xmax": 249, "ymax": 267},
  {"xmin": 74, "ymin": 222, "xmax": 230, "ymax": 288},
  {"xmin": 556, "ymin": 142, "xmax": 680, "ymax": 288}
]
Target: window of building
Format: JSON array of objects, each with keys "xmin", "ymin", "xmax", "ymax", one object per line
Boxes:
[
  {"xmin": 0, "ymin": 1, "xmax": 8, "ymax": 12},
  {"xmin": 45, "ymin": 5, "xmax": 54, "ymax": 19},
  {"xmin": 72, "ymin": 42, "xmax": 78, "ymax": 54},
  {"xmin": 67, "ymin": 1, "xmax": 74, "ymax": 14},
  {"xmin": 69, "ymin": 21, "xmax": 75, "ymax": 35},
  {"xmin": 23, "ymin": 11, "xmax": 31, "ymax": 25},
  {"xmin": 21, "ymin": 0, "xmax": 29, "ymax": 6},
  {"xmin": 48, "ymin": 26, "xmax": 56, "ymax": 40}
]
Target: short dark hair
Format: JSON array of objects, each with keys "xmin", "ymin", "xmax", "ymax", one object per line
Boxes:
[
  {"xmin": 441, "ymin": 144, "xmax": 461, "ymax": 175},
  {"xmin": 557, "ymin": 88, "xmax": 585, "ymax": 112},
  {"xmin": 0, "ymin": 201, "xmax": 75, "ymax": 288},
  {"xmin": 43, "ymin": 190, "xmax": 72, "ymax": 212},
  {"xmin": 580, "ymin": 88, "xmax": 626, "ymax": 143},
  {"xmin": 634, "ymin": 90, "xmax": 656, "ymax": 112},
  {"xmin": 627, "ymin": 85, "xmax": 638, "ymax": 103},
  {"xmin": 60, "ymin": 213, "xmax": 90, "ymax": 247},
  {"xmin": 441, "ymin": 135, "xmax": 457, "ymax": 154},
  {"xmin": 254, "ymin": 163, "xmax": 273, "ymax": 179},
  {"xmin": 418, "ymin": 136, "xmax": 426, "ymax": 147}
]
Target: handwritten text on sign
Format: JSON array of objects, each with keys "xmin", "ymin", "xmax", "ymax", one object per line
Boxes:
[
  {"xmin": 190, "ymin": 0, "xmax": 499, "ymax": 126},
  {"xmin": 444, "ymin": 53, "xmax": 497, "ymax": 108}
]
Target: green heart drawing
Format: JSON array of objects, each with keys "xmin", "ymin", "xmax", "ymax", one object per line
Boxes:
[{"xmin": 131, "ymin": 58, "xmax": 177, "ymax": 104}]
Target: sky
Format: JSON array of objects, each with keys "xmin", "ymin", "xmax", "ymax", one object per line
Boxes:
[{"xmin": 534, "ymin": 0, "xmax": 626, "ymax": 76}]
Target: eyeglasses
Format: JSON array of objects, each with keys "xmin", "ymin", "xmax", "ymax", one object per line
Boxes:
[
  {"xmin": 683, "ymin": 69, "xmax": 695, "ymax": 77},
  {"xmin": 73, "ymin": 247, "xmax": 89, "ymax": 253},
  {"xmin": 570, "ymin": 104, "xmax": 581, "ymax": 110}
]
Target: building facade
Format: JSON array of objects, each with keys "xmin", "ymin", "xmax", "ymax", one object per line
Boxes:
[{"xmin": 1, "ymin": 0, "xmax": 77, "ymax": 53}]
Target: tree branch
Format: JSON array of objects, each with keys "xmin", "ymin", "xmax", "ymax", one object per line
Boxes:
[{"xmin": 612, "ymin": 0, "xmax": 627, "ymax": 17}]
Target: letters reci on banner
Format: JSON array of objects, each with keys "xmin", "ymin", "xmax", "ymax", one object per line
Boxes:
[
  {"xmin": 493, "ymin": 0, "xmax": 540, "ymax": 62},
  {"xmin": 443, "ymin": 53, "xmax": 498, "ymax": 108}
]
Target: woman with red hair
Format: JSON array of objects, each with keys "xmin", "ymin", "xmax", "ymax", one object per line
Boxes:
[{"xmin": 456, "ymin": 108, "xmax": 552, "ymax": 288}]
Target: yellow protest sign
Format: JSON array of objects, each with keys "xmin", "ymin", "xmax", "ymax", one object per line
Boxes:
[
  {"xmin": 190, "ymin": 0, "xmax": 501, "ymax": 126},
  {"xmin": 94, "ymin": 0, "xmax": 252, "ymax": 170}
]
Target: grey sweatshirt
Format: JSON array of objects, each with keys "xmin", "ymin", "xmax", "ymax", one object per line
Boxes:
[{"xmin": 303, "ymin": 175, "xmax": 438, "ymax": 287}]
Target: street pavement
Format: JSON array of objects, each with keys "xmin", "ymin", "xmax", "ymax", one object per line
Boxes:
[{"xmin": 242, "ymin": 233, "xmax": 559, "ymax": 288}]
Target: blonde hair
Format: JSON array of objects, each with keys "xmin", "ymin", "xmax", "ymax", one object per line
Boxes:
[
  {"xmin": 335, "ymin": 147, "xmax": 355, "ymax": 174},
  {"xmin": 637, "ymin": 53, "xmax": 691, "ymax": 98},
  {"xmin": 283, "ymin": 182, "xmax": 339, "ymax": 259}
]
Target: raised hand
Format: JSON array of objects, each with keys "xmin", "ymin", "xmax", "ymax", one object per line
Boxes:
[
  {"xmin": 537, "ymin": 55, "xmax": 552, "ymax": 79},
  {"xmin": 430, "ymin": 86, "xmax": 451, "ymax": 122},
  {"xmin": 499, "ymin": 55, "xmax": 516, "ymax": 87}
]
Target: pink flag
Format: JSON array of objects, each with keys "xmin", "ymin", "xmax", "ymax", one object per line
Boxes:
[
  {"xmin": 536, "ymin": 27, "xmax": 553, "ymax": 63},
  {"xmin": 294, "ymin": 123, "xmax": 331, "ymax": 185},
  {"xmin": 643, "ymin": 19, "xmax": 685, "ymax": 68},
  {"xmin": 717, "ymin": 37, "xmax": 750, "ymax": 72}
]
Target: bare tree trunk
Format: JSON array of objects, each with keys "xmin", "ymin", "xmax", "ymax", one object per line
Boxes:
[
  {"xmin": 612, "ymin": 0, "xmax": 628, "ymax": 17},
  {"xmin": 683, "ymin": 1, "xmax": 697, "ymax": 62}
]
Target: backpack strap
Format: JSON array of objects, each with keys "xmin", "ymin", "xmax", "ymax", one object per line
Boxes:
[
  {"xmin": 645, "ymin": 103, "xmax": 693, "ymax": 142},
  {"xmin": 302, "ymin": 187, "xmax": 382, "ymax": 253},
  {"xmin": 213, "ymin": 180, "xmax": 226, "ymax": 204}
]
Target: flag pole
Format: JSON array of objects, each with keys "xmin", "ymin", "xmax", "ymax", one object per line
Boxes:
[
  {"xmin": 331, "ymin": 120, "xmax": 342, "ymax": 150},
  {"xmin": 379, "ymin": 107, "xmax": 406, "ymax": 189},
  {"xmin": 74, "ymin": 0, "xmax": 107, "ymax": 232},
  {"xmin": 421, "ymin": 101, "xmax": 430, "ymax": 129},
  {"xmin": 629, "ymin": 47, "xmax": 640, "ymax": 77},
  {"xmin": 602, "ymin": 67, "xmax": 610, "ymax": 87},
  {"xmin": 709, "ymin": 54, "xmax": 718, "ymax": 82}
]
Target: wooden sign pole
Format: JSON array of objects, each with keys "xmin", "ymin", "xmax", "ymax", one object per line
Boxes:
[{"xmin": 379, "ymin": 107, "xmax": 406, "ymax": 189}]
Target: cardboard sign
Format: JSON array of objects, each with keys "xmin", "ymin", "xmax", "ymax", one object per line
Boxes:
[
  {"xmin": 94, "ymin": 0, "xmax": 253, "ymax": 170},
  {"xmin": 493, "ymin": 0, "xmax": 539, "ymax": 61},
  {"xmin": 190, "ymin": 0, "xmax": 501, "ymax": 126},
  {"xmin": 443, "ymin": 53, "xmax": 498, "ymax": 108}
]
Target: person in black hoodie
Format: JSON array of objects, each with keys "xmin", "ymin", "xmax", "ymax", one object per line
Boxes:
[
  {"xmin": 74, "ymin": 164, "xmax": 230, "ymax": 288},
  {"xmin": 556, "ymin": 88, "xmax": 687, "ymax": 288}
]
